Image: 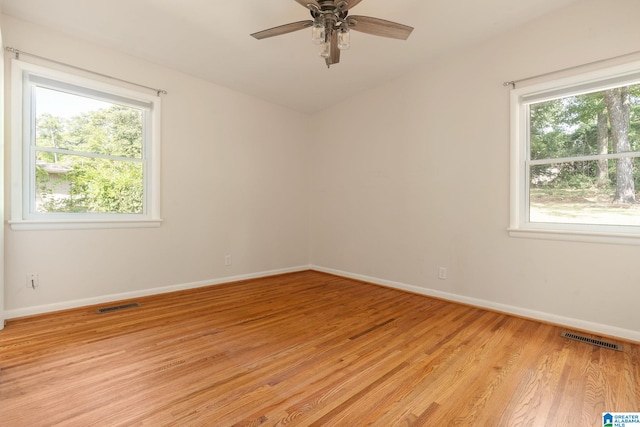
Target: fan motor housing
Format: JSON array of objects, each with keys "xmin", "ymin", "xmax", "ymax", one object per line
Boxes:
[{"xmin": 310, "ymin": 1, "xmax": 348, "ymax": 19}]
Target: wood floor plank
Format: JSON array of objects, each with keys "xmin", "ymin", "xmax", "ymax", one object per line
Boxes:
[{"xmin": 0, "ymin": 270, "xmax": 638, "ymax": 426}]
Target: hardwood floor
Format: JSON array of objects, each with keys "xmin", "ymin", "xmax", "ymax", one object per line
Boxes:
[{"xmin": 0, "ymin": 270, "xmax": 638, "ymax": 426}]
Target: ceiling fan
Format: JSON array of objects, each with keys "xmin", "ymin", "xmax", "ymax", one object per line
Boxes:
[{"xmin": 251, "ymin": 0, "xmax": 414, "ymax": 68}]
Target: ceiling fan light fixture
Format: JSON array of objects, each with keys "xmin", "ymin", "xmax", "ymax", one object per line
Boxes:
[
  {"xmin": 319, "ymin": 40, "xmax": 331, "ymax": 58},
  {"xmin": 337, "ymin": 28, "xmax": 350, "ymax": 50},
  {"xmin": 311, "ymin": 20, "xmax": 325, "ymax": 45}
]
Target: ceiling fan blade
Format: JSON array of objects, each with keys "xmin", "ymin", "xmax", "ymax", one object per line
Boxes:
[
  {"xmin": 294, "ymin": 0, "xmax": 320, "ymax": 10},
  {"xmin": 326, "ymin": 30, "xmax": 341, "ymax": 67},
  {"xmin": 348, "ymin": 15, "xmax": 413, "ymax": 40},
  {"xmin": 251, "ymin": 20, "xmax": 314, "ymax": 40}
]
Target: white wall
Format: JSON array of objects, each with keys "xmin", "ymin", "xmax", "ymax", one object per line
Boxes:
[
  {"xmin": 310, "ymin": 0, "xmax": 640, "ymax": 341},
  {"xmin": 4, "ymin": 0, "xmax": 640, "ymax": 342},
  {"xmin": 0, "ymin": 5, "xmax": 5, "ymax": 330},
  {"xmin": 3, "ymin": 15, "xmax": 311, "ymax": 317}
]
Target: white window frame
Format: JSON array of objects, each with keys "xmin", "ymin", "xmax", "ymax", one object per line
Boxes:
[
  {"xmin": 10, "ymin": 60, "xmax": 162, "ymax": 230},
  {"xmin": 509, "ymin": 60, "xmax": 640, "ymax": 245}
]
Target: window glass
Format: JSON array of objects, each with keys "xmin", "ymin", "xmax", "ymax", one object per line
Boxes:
[{"xmin": 33, "ymin": 86, "xmax": 146, "ymax": 214}]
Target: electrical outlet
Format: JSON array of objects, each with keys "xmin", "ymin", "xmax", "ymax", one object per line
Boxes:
[
  {"xmin": 224, "ymin": 255, "xmax": 232, "ymax": 266},
  {"xmin": 438, "ymin": 267, "xmax": 447, "ymax": 280},
  {"xmin": 27, "ymin": 273, "xmax": 39, "ymax": 289}
]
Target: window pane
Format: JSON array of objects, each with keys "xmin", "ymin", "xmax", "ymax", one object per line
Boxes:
[
  {"xmin": 529, "ymin": 84, "xmax": 640, "ymax": 161},
  {"xmin": 529, "ymin": 158, "xmax": 640, "ymax": 226},
  {"xmin": 35, "ymin": 86, "xmax": 143, "ymax": 159},
  {"xmin": 36, "ymin": 152, "xmax": 143, "ymax": 214}
]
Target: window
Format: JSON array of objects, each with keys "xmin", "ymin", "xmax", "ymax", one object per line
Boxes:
[
  {"xmin": 510, "ymin": 61, "xmax": 640, "ymax": 244},
  {"xmin": 10, "ymin": 60, "xmax": 161, "ymax": 230}
]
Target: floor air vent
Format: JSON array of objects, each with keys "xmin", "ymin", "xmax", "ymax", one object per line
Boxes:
[
  {"xmin": 561, "ymin": 331, "xmax": 622, "ymax": 351},
  {"xmin": 96, "ymin": 303, "xmax": 140, "ymax": 314}
]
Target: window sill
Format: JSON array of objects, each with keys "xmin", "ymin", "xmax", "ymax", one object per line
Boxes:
[
  {"xmin": 508, "ymin": 227, "xmax": 640, "ymax": 245},
  {"xmin": 9, "ymin": 218, "xmax": 163, "ymax": 231}
]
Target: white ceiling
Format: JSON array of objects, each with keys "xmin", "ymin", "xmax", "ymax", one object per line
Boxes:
[{"xmin": 0, "ymin": 0, "xmax": 580, "ymax": 113}]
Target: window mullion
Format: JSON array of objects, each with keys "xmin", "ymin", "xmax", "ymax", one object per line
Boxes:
[
  {"xmin": 530, "ymin": 151, "xmax": 640, "ymax": 166},
  {"xmin": 35, "ymin": 146, "xmax": 144, "ymax": 163}
]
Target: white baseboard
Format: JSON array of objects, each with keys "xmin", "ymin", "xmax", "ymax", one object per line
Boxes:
[
  {"xmin": 310, "ymin": 265, "xmax": 640, "ymax": 343},
  {"xmin": 7, "ymin": 264, "xmax": 639, "ymax": 344},
  {"xmin": 4, "ymin": 265, "xmax": 311, "ymax": 320}
]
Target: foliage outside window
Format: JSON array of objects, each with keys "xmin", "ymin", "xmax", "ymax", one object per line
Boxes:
[
  {"xmin": 510, "ymin": 61, "xmax": 640, "ymax": 243},
  {"xmin": 10, "ymin": 60, "xmax": 162, "ymax": 230}
]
